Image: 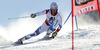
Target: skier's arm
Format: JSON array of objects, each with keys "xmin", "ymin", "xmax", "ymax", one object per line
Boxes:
[
  {"xmin": 51, "ymin": 15, "xmax": 62, "ymax": 38},
  {"xmin": 31, "ymin": 9, "xmax": 49, "ymax": 18},
  {"xmin": 51, "ymin": 22, "xmax": 62, "ymax": 38},
  {"xmin": 56, "ymin": 16, "xmax": 62, "ymax": 32}
]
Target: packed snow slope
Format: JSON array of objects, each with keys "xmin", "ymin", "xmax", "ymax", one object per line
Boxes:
[{"xmin": 0, "ymin": 25, "xmax": 100, "ymax": 50}]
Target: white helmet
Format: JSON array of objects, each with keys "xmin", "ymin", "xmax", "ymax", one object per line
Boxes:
[{"xmin": 50, "ymin": 2, "xmax": 58, "ymax": 10}]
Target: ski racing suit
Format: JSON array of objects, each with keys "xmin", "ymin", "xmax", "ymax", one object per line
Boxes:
[{"xmin": 21, "ymin": 9, "xmax": 62, "ymax": 41}]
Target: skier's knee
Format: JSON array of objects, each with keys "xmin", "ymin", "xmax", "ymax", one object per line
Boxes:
[{"xmin": 35, "ymin": 28, "xmax": 40, "ymax": 36}]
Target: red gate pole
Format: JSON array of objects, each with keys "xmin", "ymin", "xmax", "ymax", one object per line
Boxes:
[
  {"xmin": 97, "ymin": 0, "xmax": 100, "ymax": 21},
  {"xmin": 72, "ymin": 0, "xmax": 74, "ymax": 50}
]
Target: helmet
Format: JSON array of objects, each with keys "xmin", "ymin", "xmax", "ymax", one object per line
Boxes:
[{"xmin": 50, "ymin": 2, "xmax": 58, "ymax": 10}]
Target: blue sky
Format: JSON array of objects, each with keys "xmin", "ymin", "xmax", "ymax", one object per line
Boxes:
[
  {"xmin": 0, "ymin": 0, "xmax": 71, "ymax": 27},
  {"xmin": 0, "ymin": 0, "xmax": 100, "ymax": 27}
]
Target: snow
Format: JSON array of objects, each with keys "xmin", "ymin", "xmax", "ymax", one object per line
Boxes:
[{"xmin": 0, "ymin": 25, "xmax": 100, "ymax": 50}]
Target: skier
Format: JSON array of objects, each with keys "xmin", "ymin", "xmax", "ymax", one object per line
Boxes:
[{"xmin": 16, "ymin": 2, "xmax": 62, "ymax": 44}]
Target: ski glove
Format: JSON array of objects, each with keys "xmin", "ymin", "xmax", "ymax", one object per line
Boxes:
[
  {"xmin": 31, "ymin": 14, "xmax": 36, "ymax": 18},
  {"xmin": 51, "ymin": 31, "xmax": 58, "ymax": 38}
]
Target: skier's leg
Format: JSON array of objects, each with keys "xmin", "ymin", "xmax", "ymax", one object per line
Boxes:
[
  {"xmin": 15, "ymin": 27, "xmax": 41, "ymax": 44},
  {"xmin": 43, "ymin": 24, "xmax": 55, "ymax": 39},
  {"xmin": 23, "ymin": 23, "xmax": 48, "ymax": 40},
  {"xmin": 16, "ymin": 22, "xmax": 49, "ymax": 44},
  {"xmin": 22, "ymin": 27, "xmax": 41, "ymax": 40}
]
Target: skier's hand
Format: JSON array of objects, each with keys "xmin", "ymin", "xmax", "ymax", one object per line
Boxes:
[
  {"xmin": 51, "ymin": 31, "xmax": 58, "ymax": 39},
  {"xmin": 31, "ymin": 14, "xmax": 36, "ymax": 18}
]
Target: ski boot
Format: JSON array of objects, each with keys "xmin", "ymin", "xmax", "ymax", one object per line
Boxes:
[
  {"xmin": 15, "ymin": 36, "xmax": 26, "ymax": 44},
  {"xmin": 42, "ymin": 33, "xmax": 52, "ymax": 40},
  {"xmin": 15, "ymin": 39, "xmax": 23, "ymax": 44}
]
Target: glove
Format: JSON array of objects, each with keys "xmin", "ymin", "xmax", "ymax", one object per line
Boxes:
[
  {"xmin": 51, "ymin": 31, "xmax": 58, "ymax": 39},
  {"xmin": 31, "ymin": 14, "xmax": 36, "ymax": 18}
]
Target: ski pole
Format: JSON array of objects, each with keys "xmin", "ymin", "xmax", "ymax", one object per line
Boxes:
[
  {"xmin": 8, "ymin": 16, "xmax": 30, "ymax": 20},
  {"xmin": 64, "ymin": 11, "xmax": 72, "ymax": 24},
  {"xmin": 75, "ymin": 16, "xmax": 78, "ymax": 30}
]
